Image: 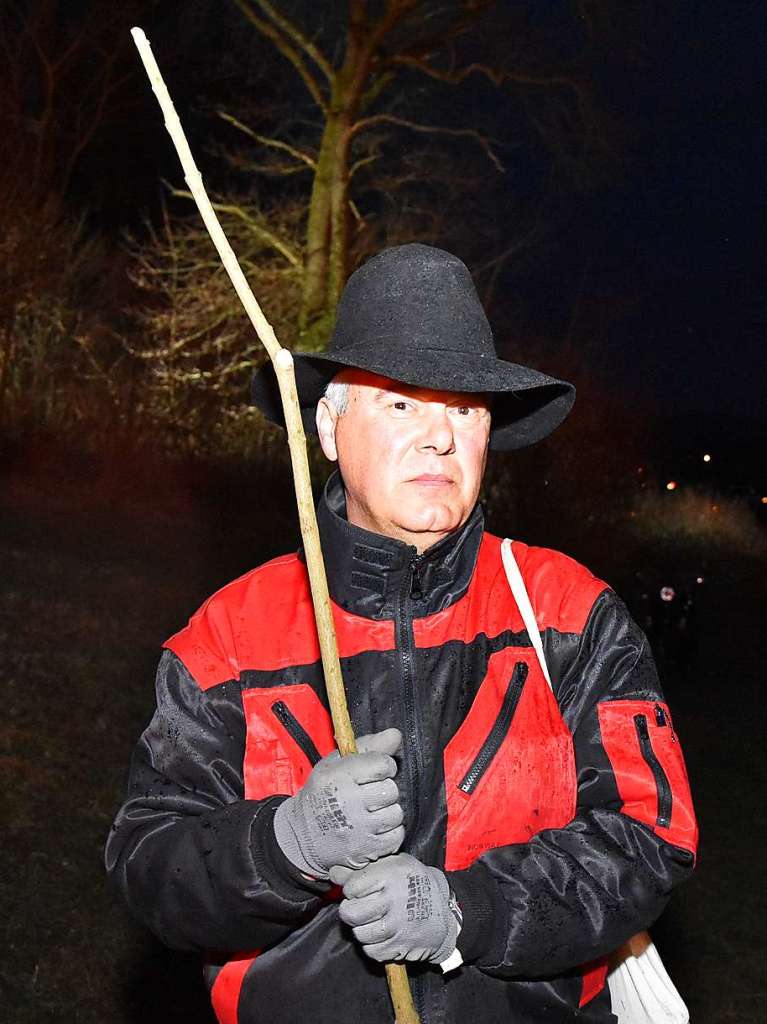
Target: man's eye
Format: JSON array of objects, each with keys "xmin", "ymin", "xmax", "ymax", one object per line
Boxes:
[{"xmin": 392, "ymin": 401, "xmax": 410, "ymax": 411}]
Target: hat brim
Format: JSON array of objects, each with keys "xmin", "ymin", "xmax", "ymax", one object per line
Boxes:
[{"xmin": 251, "ymin": 347, "xmax": 574, "ymax": 451}]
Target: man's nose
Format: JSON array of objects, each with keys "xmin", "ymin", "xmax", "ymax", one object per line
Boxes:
[{"xmin": 417, "ymin": 407, "xmax": 455, "ymax": 454}]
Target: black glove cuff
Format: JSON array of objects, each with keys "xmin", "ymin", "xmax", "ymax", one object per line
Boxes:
[
  {"xmin": 446, "ymin": 866, "xmax": 502, "ymax": 963},
  {"xmin": 250, "ymin": 797, "xmax": 332, "ymax": 900}
]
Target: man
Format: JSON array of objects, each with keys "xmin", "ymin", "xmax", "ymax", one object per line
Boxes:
[{"xmin": 106, "ymin": 244, "xmax": 697, "ymax": 1023}]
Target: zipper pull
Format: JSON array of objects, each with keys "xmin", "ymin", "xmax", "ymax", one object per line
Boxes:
[
  {"xmin": 409, "ymin": 557, "xmax": 423, "ymax": 598},
  {"xmin": 657, "ymin": 703, "xmax": 677, "ymax": 741}
]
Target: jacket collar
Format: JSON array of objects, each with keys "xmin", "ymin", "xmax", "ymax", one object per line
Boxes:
[{"xmin": 314, "ymin": 471, "xmax": 484, "ymax": 620}]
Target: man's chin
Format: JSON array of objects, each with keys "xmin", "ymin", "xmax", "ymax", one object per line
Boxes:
[{"xmin": 395, "ymin": 506, "xmax": 466, "ymax": 541}]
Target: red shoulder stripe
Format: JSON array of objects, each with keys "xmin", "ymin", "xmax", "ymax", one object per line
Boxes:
[
  {"xmin": 414, "ymin": 533, "xmax": 523, "ymax": 648},
  {"xmin": 165, "ymin": 553, "xmax": 395, "ymax": 690},
  {"xmin": 414, "ymin": 534, "xmax": 608, "ymax": 649},
  {"xmin": 511, "ymin": 538, "xmax": 608, "ymax": 634}
]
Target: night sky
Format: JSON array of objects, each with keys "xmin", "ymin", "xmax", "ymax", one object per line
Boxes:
[
  {"xmin": 74, "ymin": 2, "xmax": 766, "ymax": 435},
  {"xmin": 584, "ymin": 2, "xmax": 766, "ymax": 421}
]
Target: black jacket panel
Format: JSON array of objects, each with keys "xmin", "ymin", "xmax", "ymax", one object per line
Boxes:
[{"xmin": 105, "ymin": 651, "xmax": 328, "ymax": 952}]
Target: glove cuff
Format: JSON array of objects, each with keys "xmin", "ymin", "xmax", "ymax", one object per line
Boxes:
[
  {"xmin": 273, "ymin": 797, "xmax": 329, "ymax": 881},
  {"xmin": 250, "ymin": 798, "xmax": 331, "ymax": 898},
  {"xmin": 430, "ymin": 868, "xmax": 461, "ymax": 965}
]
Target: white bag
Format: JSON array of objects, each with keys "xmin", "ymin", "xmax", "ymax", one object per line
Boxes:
[
  {"xmin": 607, "ymin": 939, "xmax": 689, "ymax": 1024},
  {"xmin": 500, "ymin": 539, "xmax": 690, "ymax": 1024}
]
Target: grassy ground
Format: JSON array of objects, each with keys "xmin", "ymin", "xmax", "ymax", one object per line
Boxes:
[{"xmin": 1, "ymin": 441, "xmax": 764, "ymax": 1022}]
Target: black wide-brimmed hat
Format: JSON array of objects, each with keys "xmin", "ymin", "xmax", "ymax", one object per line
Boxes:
[{"xmin": 251, "ymin": 243, "xmax": 574, "ymax": 450}]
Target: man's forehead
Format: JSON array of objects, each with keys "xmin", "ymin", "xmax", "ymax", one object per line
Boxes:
[{"xmin": 334, "ymin": 369, "xmax": 487, "ymax": 405}]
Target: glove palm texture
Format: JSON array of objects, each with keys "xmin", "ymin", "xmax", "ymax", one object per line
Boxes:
[
  {"xmin": 273, "ymin": 728, "xmax": 404, "ymax": 880},
  {"xmin": 334, "ymin": 853, "xmax": 459, "ymax": 965}
]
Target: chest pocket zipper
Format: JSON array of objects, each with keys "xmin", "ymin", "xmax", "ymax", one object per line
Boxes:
[
  {"xmin": 459, "ymin": 662, "xmax": 529, "ymax": 794},
  {"xmin": 271, "ymin": 700, "xmax": 322, "ymax": 767},
  {"xmin": 634, "ymin": 713, "xmax": 672, "ymax": 828}
]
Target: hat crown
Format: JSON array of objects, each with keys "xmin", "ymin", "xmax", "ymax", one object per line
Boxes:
[{"xmin": 330, "ymin": 243, "xmax": 496, "ymax": 358}]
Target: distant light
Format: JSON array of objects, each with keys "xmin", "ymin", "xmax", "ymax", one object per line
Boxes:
[
  {"xmin": 696, "ymin": 576, "xmax": 704, "ymax": 584},
  {"xmin": 711, "ymin": 504, "xmax": 719, "ymax": 513},
  {"xmin": 660, "ymin": 586, "xmax": 675, "ymax": 602},
  {"xmin": 637, "ymin": 466, "xmax": 645, "ymax": 474},
  {"xmin": 703, "ymin": 453, "xmax": 711, "ymax": 462},
  {"xmin": 762, "ymin": 496, "xmax": 767, "ymax": 505},
  {"xmin": 666, "ymin": 481, "xmax": 677, "ymax": 491}
]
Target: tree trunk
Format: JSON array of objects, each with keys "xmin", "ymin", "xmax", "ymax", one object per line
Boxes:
[
  {"xmin": 298, "ymin": 108, "xmax": 354, "ymax": 346},
  {"xmin": 327, "ymin": 113, "xmax": 352, "ymax": 313},
  {"xmin": 297, "ymin": 7, "xmax": 381, "ymax": 346},
  {"xmin": 299, "ymin": 116, "xmax": 340, "ymax": 334}
]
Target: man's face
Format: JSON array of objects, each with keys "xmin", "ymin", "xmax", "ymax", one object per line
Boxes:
[{"xmin": 316, "ymin": 371, "xmax": 491, "ymax": 552}]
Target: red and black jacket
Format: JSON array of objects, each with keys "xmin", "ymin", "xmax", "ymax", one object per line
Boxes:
[{"xmin": 106, "ymin": 472, "xmax": 697, "ymax": 1024}]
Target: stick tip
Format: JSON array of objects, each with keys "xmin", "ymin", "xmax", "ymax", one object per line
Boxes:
[
  {"xmin": 130, "ymin": 26, "xmax": 147, "ymax": 44},
  {"xmin": 275, "ymin": 347, "xmax": 294, "ymax": 370}
]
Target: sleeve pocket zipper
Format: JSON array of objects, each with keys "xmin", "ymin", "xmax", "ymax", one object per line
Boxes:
[
  {"xmin": 634, "ymin": 713, "xmax": 672, "ymax": 828},
  {"xmin": 459, "ymin": 662, "xmax": 528, "ymax": 794},
  {"xmin": 271, "ymin": 700, "xmax": 322, "ymax": 767}
]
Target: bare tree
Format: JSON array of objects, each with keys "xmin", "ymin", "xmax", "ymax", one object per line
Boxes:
[
  {"xmin": 128, "ymin": 0, "xmax": 631, "ymax": 454},
  {"xmin": 0, "ymin": 0, "xmax": 146, "ymax": 430},
  {"xmin": 220, "ymin": 1, "xmax": 623, "ymax": 338},
  {"xmin": 227, "ymin": 0, "xmax": 503, "ymax": 334}
]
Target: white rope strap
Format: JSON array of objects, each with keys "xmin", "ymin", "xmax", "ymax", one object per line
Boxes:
[{"xmin": 501, "ymin": 538, "xmax": 552, "ymax": 691}]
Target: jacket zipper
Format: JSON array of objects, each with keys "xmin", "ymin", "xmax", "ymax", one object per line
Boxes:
[
  {"xmin": 397, "ymin": 554, "xmax": 427, "ymax": 1022},
  {"xmin": 634, "ymin": 713, "xmax": 672, "ymax": 828},
  {"xmin": 398, "ymin": 555, "xmax": 426, "ymax": 837},
  {"xmin": 271, "ymin": 701, "xmax": 321, "ymax": 767},
  {"xmin": 459, "ymin": 662, "xmax": 529, "ymax": 794}
]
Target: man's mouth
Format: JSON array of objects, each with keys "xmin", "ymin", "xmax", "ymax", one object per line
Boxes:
[{"xmin": 409, "ymin": 474, "xmax": 454, "ymax": 486}]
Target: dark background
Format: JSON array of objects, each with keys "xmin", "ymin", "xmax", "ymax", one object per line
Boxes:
[
  {"xmin": 1, "ymin": 2, "xmax": 765, "ymax": 1021},
  {"xmin": 70, "ymin": 0, "xmax": 767, "ymax": 422}
]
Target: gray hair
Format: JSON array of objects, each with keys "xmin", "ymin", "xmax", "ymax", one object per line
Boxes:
[{"xmin": 323, "ymin": 379, "xmax": 350, "ymax": 415}]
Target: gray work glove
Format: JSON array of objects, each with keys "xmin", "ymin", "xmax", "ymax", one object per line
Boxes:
[
  {"xmin": 273, "ymin": 728, "xmax": 404, "ymax": 881},
  {"xmin": 333, "ymin": 853, "xmax": 461, "ymax": 965}
]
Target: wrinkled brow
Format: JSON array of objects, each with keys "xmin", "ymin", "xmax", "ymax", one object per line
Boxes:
[{"xmin": 372, "ymin": 387, "xmax": 399, "ymax": 403}]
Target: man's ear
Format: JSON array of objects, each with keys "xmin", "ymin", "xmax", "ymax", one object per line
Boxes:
[{"xmin": 316, "ymin": 398, "xmax": 339, "ymax": 462}]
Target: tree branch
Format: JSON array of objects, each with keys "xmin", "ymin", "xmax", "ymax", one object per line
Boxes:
[
  {"xmin": 230, "ymin": 0, "xmax": 329, "ymax": 113},
  {"xmin": 349, "ymin": 154, "xmax": 378, "ymax": 179},
  {"xmin": 350, "ymin": 113, "xmax": 505, "ymax": 172},
  {"xmin": 168, "ymin": 188, "xmax": 303, "ymax": 266},
  {"xmin": 341, "ymin": 0, "xmax": 420, "ymax": 108},
  {"xmin": 359, "ymin": 69, "xmax": 396, "ymax": 112},
  {"xmin": 384, "ymin": 52, "xmax": 587, "ymax": 103},
  {"xmin": 222, "ymin": 154, "xmax": 313, "ymax": 177},
  {"xmin": 374, "ymin": 2, "xmax": 495, "ymax": 71},
  {"xmin": 385, "ymin": 54, "xmax": 507, "ymax": 86},
  {"xmin": 251, "ymin": 0, "xmax": 334, "ymax": 84},
  {"xmin": 364, "ymin": 0, "xmax": 421, "ymax": 61},
  {"xmin": 218, "ymin": 111, "xmax": 317, "ymax": 169}
]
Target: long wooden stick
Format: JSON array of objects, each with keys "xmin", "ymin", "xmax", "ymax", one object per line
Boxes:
[{"xmin": 130, "ymin": 28, "xmax": 419, "ymax": 1024}]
